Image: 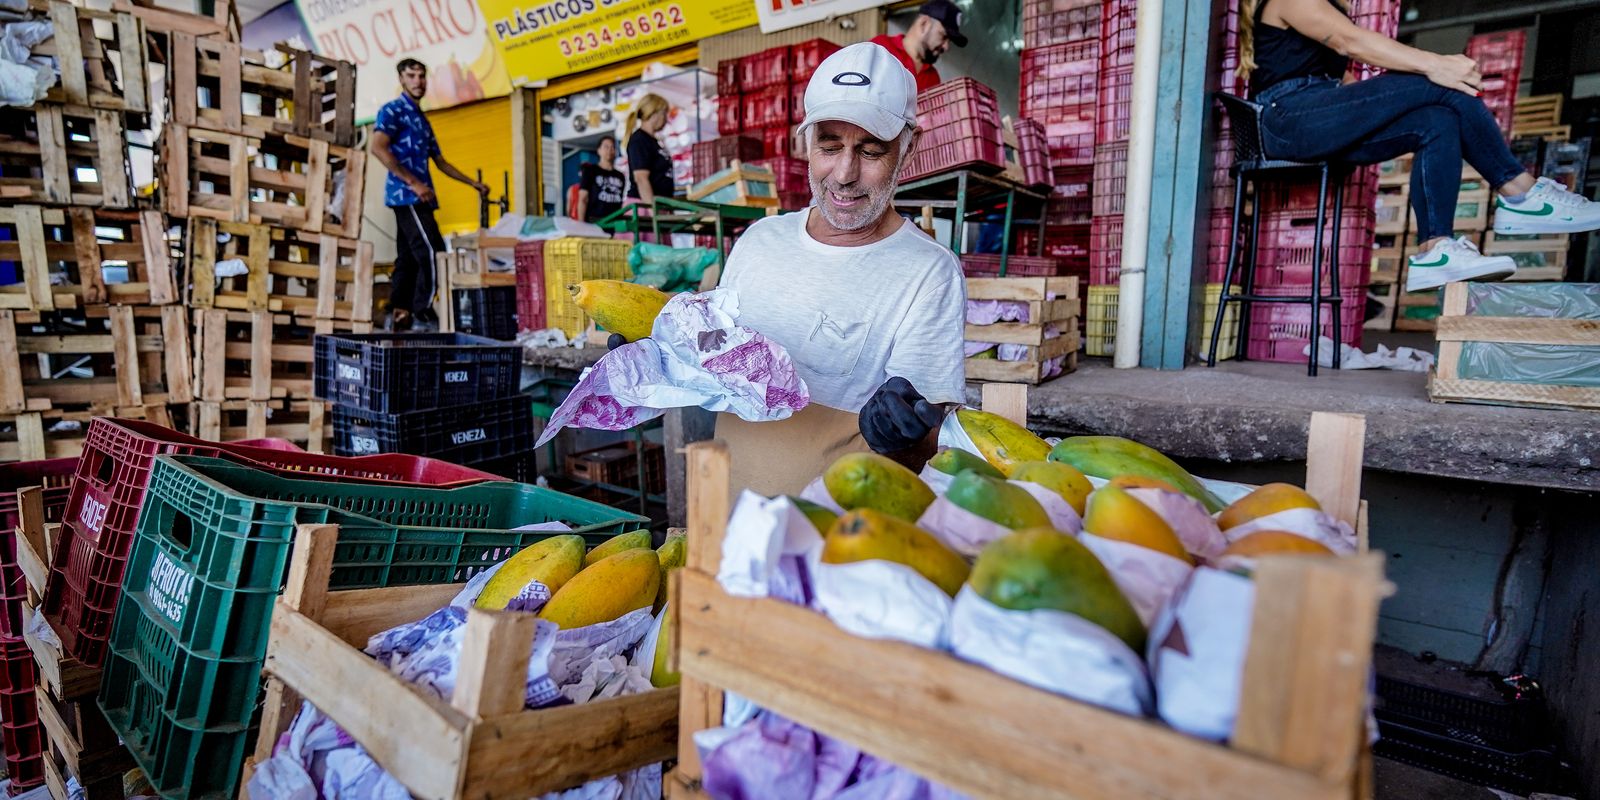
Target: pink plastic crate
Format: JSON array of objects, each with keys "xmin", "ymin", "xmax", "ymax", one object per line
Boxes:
[
  {"xmin": 742, "ymin": 85, "xmax": 789, "ymax": 130},
  {"xmin": 1013, "ymin": 118, "xmax": 1053, "ymax": 187},
  {"xmin": 789, "ymin": 81, "xmax": 807, "ymax": 124},
  {"xmin": 900, "ymin": 78, "xmax": 1004, "ymax": 182},
  {"xmin": 1203, "ymin": 208, "xmax": 1241, "ymax": 283},
  {"xmin": 693, "ymin": 136, "xmax": 765, "ymax": 184},
  {"xmin": 960, "ymin": 253, "xmax": 1065, "ymax": 277},
  {"xmin": 1244, "ymin": 285, "xmax": 1366, "ymax": 363},
  {"xmin": 1100, "ymin": 0, "xmax": 1139, "ymax": 71},
  {"xmin": 1023, "ymin": 0, "xmax": 1100, "ymax": 49},
  {"xmin": 0, "ymin": 637, "xmax": 43, "ymax": 792},
  {"xmin": 716, "ymin": 59, "xmax": 740, "ymax": 96},
  {"xmin": 514, "ymin": 240, "xmax": 545, "ymax": 332},
  {"xmin": 1046, "ymin": 122, "xmax": 1096, "ymax": 168},
  {"xmin": 1096, "ymin": 65, "xmax": 1134, "ymax": 142},
  {"xmin": 1047, "ymin": 177, "xmax": 1092, "ymax": 225},
  {"xmin": 758, "ymin": 125, "xmax": 794, "ymax": 159},
  {"xmin": 791, "ymin": 38, "xmax": 842, "ymax": 83},
  {"xmin": 1254, "ymin": 208, "xmax": 1376, "ymax": 289},
  {"xmin": 1091, "ymin": 142, "xmax": 1128, "ymax": 217},
  {"xmin": 740, "ymin": 46, "xmax": 790, "ymax": 92},
  {"xmin": 1089, "ymin": 214, "xmax": 1124, "ymax": 285},
  {"xmin": 717, "ymin": 93, "xmax": 742, "ymax": 135},
  {"xmin": 1257, "ymin": 173, "xmax": 1381, "ymax": 216},
  {"xmin": 1021, "ymin": 41, "xmax": 1099, "ymax": 123},
  {"xmin": 753, "ymin": 156, "xmax": 808, "ymax": 195}
]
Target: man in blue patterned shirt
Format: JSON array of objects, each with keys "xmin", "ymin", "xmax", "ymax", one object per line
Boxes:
[{"xmin": 370, "ymin": 58, "xmax": 489, "ymax": 331}]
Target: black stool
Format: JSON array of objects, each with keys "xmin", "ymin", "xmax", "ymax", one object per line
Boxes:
[{"xmin": 1208, "ymin": 93, "xmax": 1351, "ymax": 376}]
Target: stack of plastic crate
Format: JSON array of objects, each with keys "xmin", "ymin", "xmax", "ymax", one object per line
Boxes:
[
  {"xmin": 1079, "ymin": 0, "xmax": 1137, "ymax": 355},
  {"xmin": 716, "ymin": 39, "xmax": 840, "ymax": 173},
  {"xmin": 315, "ymin": 333, "xmax": 535, "ymax": 470},
  {"xmin": 1018, "ymin": 0, "xmax": 1102, "ymax": 299},
  {"xmin": 1466, "ymin": 30, "xmax": 1526, "ymax": 140}
]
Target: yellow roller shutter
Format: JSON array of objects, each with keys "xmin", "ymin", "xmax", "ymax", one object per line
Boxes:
[{"xmin": 426, "ymin": 96, "xmax": 513, "ymax": 236}]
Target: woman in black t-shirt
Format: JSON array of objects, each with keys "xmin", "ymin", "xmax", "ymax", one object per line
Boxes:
[
  {"xmin": 624, "ymin": 93, "xmax": 675, "ymax": 204},
  {"xmin": 577, "ymin": 134, "xmax": 626, "ymax": 223}
]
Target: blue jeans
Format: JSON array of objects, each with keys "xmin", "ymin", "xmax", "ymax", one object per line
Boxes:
[{"xmin": 1258, "ymin": 73, "xmax": 1526, "ymax": 242}]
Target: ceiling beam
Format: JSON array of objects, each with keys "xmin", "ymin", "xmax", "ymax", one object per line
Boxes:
[{"xmin": 1399, "ymin": 0, "xmax": 1600, "ymax": 34}]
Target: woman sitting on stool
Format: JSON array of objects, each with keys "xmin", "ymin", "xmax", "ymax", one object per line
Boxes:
[{"xmin": 1240, "ymin": 0, "xmax": 1600, "ymax": 291}]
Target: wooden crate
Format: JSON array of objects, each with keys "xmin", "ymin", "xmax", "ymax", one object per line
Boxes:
[
  {"xmin": 0, "ymin": 306, "xmax": 192, "ymax": 415},
  {"xmin": 112, "ymin": 0, "xmax": 236, "ymax": 40},
  {"xmin": 1429, "ymin": 282, "xmax": 1600, "ymax": 411},
  {"xmin": 168, "ymin": 34, "xmax": 356, "ymax": 147},
  {"xmin": 1364, "ymin": 283, "xmax": 1397, "ymax": 332},
  {"xmin": 0, "ymin": 404, "xmax": 174, "ymax": 464},
  {"xmin": 963, "ymin": 276, "xmax": 1080, "ymax": 384},
  {"xmin": 0, "ymin": 206, "xmax": 178, "ymax": 312},
  {"xmin": 190, "ymin": 397, "xmax": 330, "ymax": 451},
  {"xmin": 13, "ymin": 495, "xmax": 136, "ymax": 800},
  {"xmin": 1483, "ymin": 231, "xmax": 1570, "ymax": 282},
  {"xmin": 187, "ymin": 218, "xmax": 374, "ymax": 321},
  {"xmin": 1513, "ymin": 94, "xmax": 1562, "ymax": 133},
  {"xmin": 668, "ymin": 394, "xmax": 1382, "ymax": 800},
  {"xmin": 1373, "ymin": 186, "xmax": 1409, "ymax": 236},
  {"xmin": 1369, "ymin": 240, "xmax": 1405, "ymax": 286},
  {"xmin": 162, "ymin": 124, "xmax": 365, "ymax": 238},
  {"xmin": 564, "ymin": 440, "xmax": 666, "ymax": 494},
  {"xmin": 0, "ymin": 104, "xmax": 130, "ymax": 208},
  {"xmin": 192, "ymin": 309, "xmax": 366, "ymax": 402},
  {"xmin": 1454, "ymin": 186, "xmax": 1491, "ymax": 232},
  {"xmin": 686, "ymin": 160, "xmax": 780, "ymax": 208},
  {"xmin": 239, "ymin": 523, "xmax": 680, "ymax": 798},
  {"xmin": 31, "ymin": 0, "xmax": 150, "ymax": 119},
  {"xmin": 441, "ymin": 234, "xmax": 520, "ymax": 289}
]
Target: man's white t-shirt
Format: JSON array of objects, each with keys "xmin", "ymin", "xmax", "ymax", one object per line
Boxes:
[{"xmin": 720, "ymin": 209, "xmax": 966, "ymax": 412}]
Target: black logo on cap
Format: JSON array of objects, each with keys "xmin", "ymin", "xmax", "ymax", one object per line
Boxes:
[{"xmin": 832, "ymin": 72, "xmax": 871, "ymax": 86}]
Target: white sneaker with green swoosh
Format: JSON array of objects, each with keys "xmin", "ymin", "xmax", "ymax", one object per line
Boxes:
[
  {"xmin": 1493, "ymin": 177, "xmax": 1600, "ymax": 234},
  {"xmin": 1404, "ymin": 237, "xmax": 1516, "ymax": 292}
]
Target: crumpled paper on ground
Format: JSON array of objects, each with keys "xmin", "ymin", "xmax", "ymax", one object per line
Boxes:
[
  {"xmin": 1222, "ymin": 507, "xmax": 1358, "ymax": 555},
  {"xmin": 1304, "ymin": 336, "xmax": 1435, "ymax": 372},
  {"xmin": 950, "ymin": 586, "xmax": 1152, "ymax": 717},
  {"xmin": 536, "ymin": 289, "xmax": 808, "ymax": 447},
  {"xmin": 1147, "ymin": 566, "xmax": 1255, "ymax": 740}
]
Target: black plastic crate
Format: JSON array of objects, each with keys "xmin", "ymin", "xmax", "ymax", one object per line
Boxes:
[
  {"xmin": 1374, "ymin": 672, "xmax": 1546, "ymax": 751},
  {"xmin": 469, "ymin": 450, "xmax": 542, "ymax": 483},
  {"xmin": 313, "ymin": 332, "xmax": 521, "ymax": 414},
  {"xmin": 452, "ymin": 286, "xmax": 518, "ymax": 341},
  {"xmin": 1374, "ymin": 719, "xmax": 1575, "ymax": 796},
  {"xmin": 332, "ymin": 395, "xmax": 533, "ymax": 463}
]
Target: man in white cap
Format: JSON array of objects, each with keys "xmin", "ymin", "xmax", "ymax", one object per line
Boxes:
[{"xmin": 715, "ymin": 42, "xmax": 966, "ymax": 496}]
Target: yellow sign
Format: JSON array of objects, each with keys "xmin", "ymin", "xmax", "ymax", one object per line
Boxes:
[{"xmin": 482, "ymin": 0, "xmax": 756, "ymax": 82}]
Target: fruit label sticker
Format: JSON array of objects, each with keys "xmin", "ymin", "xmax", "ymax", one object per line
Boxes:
[
  {"xmin": 337, "ymin": 362, "xmax": 363, "ymax": 382},
  {"xmin": 78, "ymin": 493, "xmax": 109, "ymax": 534},
  {"xmin": 351, "ymin": 435, "xmax": 379, "ymax": 454},
  {"xmin": 452, "ymin": 427, "xmax": 487, "ymax": 446},
  {"xmin": 444, "ymin": 369, "xmax": 470, "ymax": 384},
  {"xmin": 148, "ymin": 549, "xmax": 195, "ymax": 627}
]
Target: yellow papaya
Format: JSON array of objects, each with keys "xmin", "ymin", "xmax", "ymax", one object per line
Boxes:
[
  {"xmin": 1217, "ymin": 483, "xmax": 1322, "ymax": 531},
  {"xmin": 928, "ymin": 448, "xmax": 1005, "ymax": 479},
  {"xmin": 1220, "ymin": 530, "xmax": 1334, "ymax": 558},
  {"xmin": 945, "ymin": 470, "xmax": 1053, "ymax": 530},
  {"xmin": 584, "ymin": 530, "xmax": 652, "ymax": 567},
  {"xmin": 656, "ymin": 532, "xmax": 686, "ymax": 570},
  {"xmin": 1083, "ymin": 485, "xmax": 1194, "ymax": 564},
  {"xmin": 1010, "ymin": 461, "xmax": 1094, "ymax": 515},
  {"xmin": 822, "ymin": 509, "xmax": 970, "ymax": 596},
  {"xmin": 972, "ymin": 528, "xmax": 1147, "ymax": 651},
  {"xmin": 955, "ymin": 409, "xmax": 1051, "ymax": 476},
  {"xmin": 786, "ymin": 496, "xmax": 840, "ymax": 535},
  {"xmin": 539, "ymin": 549, "xmax": 661, "ymax": 629},
  {"xmin": 476, "ymin": 535, "xmax": 585, "ymax": 610},
  {"xmin": 1049, "ymin": 436, "xmax": 1224, "ymax": 512},
  {"xmin": 651, "ymin": 614, "xmax": 680, "ymax": 687},
  {"xmin": 569, "ymin": 280, "xmax": 669, "ymax": 342},
  {"xmin": 823, "ymin": 452, "xmax": 935, "ymax": 522}
]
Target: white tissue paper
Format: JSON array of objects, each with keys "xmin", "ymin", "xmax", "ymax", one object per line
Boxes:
[
  {"xmin": 915, "ymin": 496, "xmax": 1014, "ymax": 558},
  {"xmin": 1223, "ymin": 507, "xmax": 1358, "ymax": 554},
  {"xmin": 1012, "ymin": 480, "xmax": 1083, "ymax": 535},
  {"xmin": 917, "ymin": 462, "xmax": 957, "ymax": 497},
  {"xmin": 1147, "ymin": 566, "xmax": 1256, "ymax": 740},
  {"xmin": 1123, "ymin": 487, "xmax": 1226, "ymax": 560},
  {"xmin": 535, "ymin": 289, "xmax": 809, "ymax": 446},
  {"xmin": 213, "ymin": 258, "xmax": 249, "ymax": 278},
  {"xmin": 949, "ymin": 586, "xmax": 1152, "ymax": 716},
  {"xmin": 1078, "ymin": 533, "xmax": 1194, "ymax": 628},
  {"xmin": 935, "ymin": 413, "xmax": 983, "ymax": 457},
  {"xmin": 797, "ymin": 477, "xmax": 845, "ymax": 515}
]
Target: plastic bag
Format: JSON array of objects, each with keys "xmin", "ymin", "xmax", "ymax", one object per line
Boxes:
[{"xmin": 627, "ymin": 242, "xmax": 717, "ymax": 293}]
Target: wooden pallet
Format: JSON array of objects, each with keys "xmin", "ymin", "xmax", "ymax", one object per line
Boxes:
[
  {"xmin": 190, "ymin": 397, "xmax": 330, "ymax": 451},
  {"xmin": 667, "ymin": 397, "xmax": 1380, "ymax": 800},
  {"xmin": 0, "ymin": 306, "xmax": 192, "ymax": 416},
  {"xmin": 1429, "ymin": 282, "xmax": 1600, "ymax": 411},
  {"xmin": 1369, "ymin": 241, "xmax": 1405, "ymax": 286},
  {"xmin": 0, "ymin": 206, "xmax": 178, "ymax": 312},
  {"xmin": 31, "ymin": 0, "xmax": 150, "ymax": 118},
  {"xmin": 0, "ymin": 103, "xmax": 130, "ymax": 208},
  {"xmin": 112, "ymin": 0, "xmax": 237, "ymax": 40},
  {"xmin": 1373, "ymin": 186, "xmax": 1409, "ymax": 236},
  {"xmin": 1512, "ymin": 94, "xmax": 1562, "ymax": 132},
  {"xmin": 13, "ymin": 493, "xmax": 137, "ymax": 800},
  {"xmin": 239, "ymin": 523, "xmax": 679, "ymax": 798},
  {"xmin": 963, "ymin": 276, "xmax": 1080, "ymax": 384},
  {"xmin": 169, "ymin": 34, "xmax": 356, "ymax": 147},
  {"xmin": 187, "ymin": 218, "xmax": 374, "ymax": 321},
  {"xmin": 192, "ymin": 309, "xmax": 367, "ymax": 403},
  {"xmin": 1454, "ymin": 186, "xmax": 1491, "ymax": 232},
  {"xmin": 162, "ymin": 124, "xmax": 365, "ymax": 238}
]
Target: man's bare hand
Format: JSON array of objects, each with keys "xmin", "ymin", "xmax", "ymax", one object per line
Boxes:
[
  {"xmin": 410, "ymin": 180, "xmax": 437, "ymax": 204},
  {"xmin": 473, "ymin": 181, "xmax": 491, "ymax": 196}
]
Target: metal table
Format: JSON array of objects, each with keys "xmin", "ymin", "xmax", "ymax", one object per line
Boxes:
[{"xmin": 892, "ymin": 169, "xmax": 1052, "ymax": 274}]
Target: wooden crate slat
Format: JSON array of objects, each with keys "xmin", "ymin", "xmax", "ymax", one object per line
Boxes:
[
  {"xmin": 164, "ymin": 124, "xmax": 365, "ymax": 238},
  {"xmin": 0, "ymin": 207, "xmax": 177, "ymax": 312},
  {"xmin": 188, "ymin": 220, "xmax": 375, "ymax": 322},
  {"xmin": 1428, "ymin": 282, "xmax": 1600, "ymax": 411},
  {"xmin": 0, "ymin": 104, "xmax": 131, "ymax": 208}
]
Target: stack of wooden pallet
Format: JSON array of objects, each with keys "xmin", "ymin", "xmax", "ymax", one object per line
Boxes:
[
  {"xmin": 0, "ymin": 1, "xmax": 183, "ymax": 463},
  {"xmin": 161, "ymin": 32, "xmax": 367, "ymax": 450}
]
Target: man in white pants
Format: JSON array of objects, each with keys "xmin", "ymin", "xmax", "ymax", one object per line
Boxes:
[{"xmin": 715, "ymin": 43, "xmax": 967, "ymax": 496}]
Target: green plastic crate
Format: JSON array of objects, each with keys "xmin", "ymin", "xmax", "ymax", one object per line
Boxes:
[{"xmin": 99, "ymin": 455, "xmax": 648, "ymax": 800}]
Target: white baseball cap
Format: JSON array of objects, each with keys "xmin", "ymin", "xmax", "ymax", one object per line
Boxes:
[{"xmin": 798, "ymin": 42, "xmax": 918, "ymax": 142}]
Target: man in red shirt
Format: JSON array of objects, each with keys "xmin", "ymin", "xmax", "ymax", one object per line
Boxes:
[{"xmin": 870, "ymin": 0, "xmax": 967, "ymax": 94}]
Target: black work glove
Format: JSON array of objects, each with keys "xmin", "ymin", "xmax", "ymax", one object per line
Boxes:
[
  {"xmin": 859, "ymin": 377, "xmax": 944, "ymax": 454},
  {"xmin": 607, "ymin": 333, "xmax": 628, "ymax": 351}
]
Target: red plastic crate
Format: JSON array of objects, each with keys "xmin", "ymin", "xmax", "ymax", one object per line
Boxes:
[
  {"xmin": 1046, "ymin": 121, "xmax": 1096, "ymax": 168},
  {"xmin": 901, "ymin": 78, "xmax": 1004, "ymax": 182},
  {"xmin": 0, "ymin": 457, "xmax": 76, "ymax": 533},
  {"xmin": 1092, "ymin": 142, "xmax": 1128, "ymax": 217},
  {"xmin": 1254, "ymin": 208, "xmax": 1375, "ymax": 289},
  {"xmin": 1244, "ymin": 285, "xmax": 1366, "ymax": 363},
  {"xmin": 1202, "ymin": 208, "xmax": 1243, "ymax": 283},
  {"xmin": 1021, "ymin": 41, "xmax": 1099, "ymax": 123},
  {"xmin": 1014, "ymin": 118, "xmax": 1053, "ymax": 187},
  {"xmin": 758, "ymin": 125, "xmax": 794, "ymax": 159},
  {"xmin": 1096, "ymin": 65, "xmax": 1134, "ymax": 142},
  {"xmin": 740, "ymin": 46, "xmax": 790, "ymax": 92},
  {"xmin": 791, "ymin": 38, "xmax": 842, "ymax": 83},
  {"xmin": 753, "ymin": 156, "xmax": 808, "ymax": 195},
  {"xmin": 1090, "ymin": 214, "xmax": 1124, "ymax": 284},
  {"xmin": 1100, "ymin": 0, "xmax": 1139, "ymax": 71},
  {"xmin": 716, "ymin": 59, "xmax": 740, "ymax": 96},
  {"xmin": 742, "ymin": 85, "xmax": 789, "ymax": 130},
  {"xmin": 0, "ymin": 636, "xmax": 44, "ymax": 791},
  {"xmin": 959, "ymin": 253, "xmax": 1065, "ymax": 277},
  {"xmin": 45, "ymin": 418, "xmax": 504, "ymax": 668},
  {"xmin": 717, "ymin": 93, "xmax": 742, "ymax": 136},
  {"xmin": 790, "ymin": 81, "xmax": 807, "ymax": 124},
  {"xmin": 1023, "ymin": 0, "xmax": 1100, "ymax": 49},
  {"xmin": 514, "ymin": 240, "xmax": 545, "ymax": 333},
  {"xmin": 693, "ymin": 136, "xmax": 765, "ymax": 183},
  {"xmin": 1047, "ymin": 179, "xmax": 1092, "ymax": 225}
]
